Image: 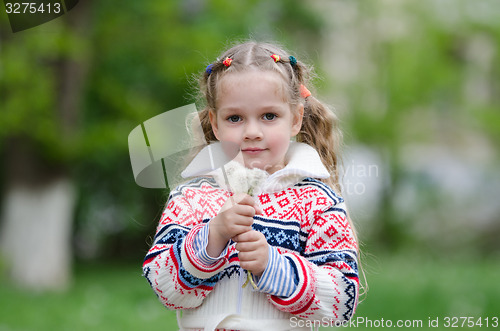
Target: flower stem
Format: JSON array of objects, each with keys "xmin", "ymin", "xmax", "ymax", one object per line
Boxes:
[{"xmin": 242, "ymin": 271, "xmax": 258, "ymax": 289}]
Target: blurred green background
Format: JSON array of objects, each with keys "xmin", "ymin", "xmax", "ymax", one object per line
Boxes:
[{"xmin": 1, "ymin": 1, "xmax": 499, "ymax": 330}]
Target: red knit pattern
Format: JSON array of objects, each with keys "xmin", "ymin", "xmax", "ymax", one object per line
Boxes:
[{"xmin": 143, "ymin": 177, "xmax": 359, "ymax": 321}]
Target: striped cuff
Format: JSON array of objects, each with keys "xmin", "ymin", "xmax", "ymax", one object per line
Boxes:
[
  {"xmin": 268, "ymin": 253, "xmax": 317, "ymax": 315},
  {"xmin": 256, "ymin": 246, "xmax": 298, "ymax": 297},
  {"xmin": 181, "ymin": 223, "xmax": 227, "ymax": 281},
  {"xmin": 194, "ymin": 222, "xmax": 228, "ymax": 266}
]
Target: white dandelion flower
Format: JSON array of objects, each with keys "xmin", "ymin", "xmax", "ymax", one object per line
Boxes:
[
  {"xmin": 219, "ymin": 161, "xmax": 269, "ymax": 290},
  {"xmin": 246, "ymin": 167, "xmax": 268, "ymax": 197}
]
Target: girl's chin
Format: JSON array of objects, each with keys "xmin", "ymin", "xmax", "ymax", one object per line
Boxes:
[
  {"xmin": 244, "ymin": 160, "xmax": 285, "ymax": 174},
  {"xmin": 244, "ymin": 160, "xmax": 267, "ymax": 170}
]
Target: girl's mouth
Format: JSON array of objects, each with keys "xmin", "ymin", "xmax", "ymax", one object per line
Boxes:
[{"xmin": 242, "ymin": 148, "xmax": 266, "ymax": 155}]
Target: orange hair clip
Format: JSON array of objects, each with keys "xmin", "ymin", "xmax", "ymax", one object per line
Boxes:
[{"xmin": 300, "ymin": 84, "xmax": 311, "ymax": 99}]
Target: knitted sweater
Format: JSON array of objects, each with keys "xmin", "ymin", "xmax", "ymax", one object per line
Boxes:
[{"xmin": 143, "ymin": 143, "xmax": 359, "ymax": 331}]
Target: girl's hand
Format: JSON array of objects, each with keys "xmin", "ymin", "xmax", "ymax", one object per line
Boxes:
[
  {"xmin": 207, "ymin": 193, "xmax": 261, "ymax": 257},
  {"xmin": 234, "ymin": 230, "xmax": 269, "ymax": 277}
]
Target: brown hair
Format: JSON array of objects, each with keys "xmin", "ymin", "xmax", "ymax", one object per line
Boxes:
[{"xmin": 197, "ymin": 41, "xmax": 343, "ymax": 193}]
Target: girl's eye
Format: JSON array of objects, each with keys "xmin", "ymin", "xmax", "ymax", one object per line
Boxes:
[
  {"xmin": 227, "ymin": 115, "xmax": 241, "ymax": 123},
  {"xmin": 263, "ymin": 113, "xmax": 277, "ymax": 121}
]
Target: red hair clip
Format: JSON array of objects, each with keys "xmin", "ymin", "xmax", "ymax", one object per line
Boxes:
[
  {"xmin": 271, "ymin": 54, "xmax": 281, "ymax": 62},
  {"xmin": 222, "ymin": 57, "xmax": 232, "ymax": 67}
]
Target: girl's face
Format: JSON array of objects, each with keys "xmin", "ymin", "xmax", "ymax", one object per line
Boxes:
[{"xmin": 209, "ymin": 70, "xmax": 303, "ymax": 174}]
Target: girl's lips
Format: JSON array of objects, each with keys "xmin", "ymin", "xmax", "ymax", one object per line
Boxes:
[{"xmin": 242, "ymin": 148, "xmax": 266, "ymax": 154}]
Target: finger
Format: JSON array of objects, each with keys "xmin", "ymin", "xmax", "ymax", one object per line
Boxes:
[
  {"xmin": 240, "ymin": 258, "xmax": 267, "ymax": 276},
  {"xmin": 232, "ymin": 226, "xmax": 253, "ymax": 238},
  {"xmin": 238, "ymin": 252, "xmax": 267, "ymax": 270},
  {"xmin": 236, "ymin": 195, "xmax": 262, "ymax": 212},
  {"xmin": 234, "ymin": 230, "xmax": 262, "ymax": 243},
  {"xmin": 239, "ymin": 261, "xmax": 251, "ymax": 270},
  {"xmin": 239, "ymin": 260, "xmax": 257, "ymax": 272},
  {"xmin": 238, "ymin": 250, "xmax": 258, "ymax": 262},
  {"xmin": 233, "ymin": 232, "xmax": 249, "ymax": 243},
  {"xmin": 234, "ymin": 204, "xmax": 256, "ymax": 218},
  {"xmin": 233, "ymin": 193, "xmax": 254, "ymax": 206},
  {"xmin": 232, "ymin": 214, "xmax": 254, "ymax": 228},
  {"xmin": 231, "ymin": 193, "xmax": 262, "ymax": 215},
  {"xmin": 235, "ymin": 240, "xmax": 257, "ymax": 252}
]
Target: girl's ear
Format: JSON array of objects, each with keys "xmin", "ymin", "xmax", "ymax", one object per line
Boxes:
[
  {"xmin": 208, "ymin": 109, "xmax": 220, "ymax": 140},
  {"xmin": 290, "ymin": 104, "xmax": 304, "ymax": 137}
]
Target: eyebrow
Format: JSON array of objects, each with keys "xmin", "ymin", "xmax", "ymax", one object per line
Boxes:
[{"xmin": 218, "ymin": 105, "xmax": 287, "ymax": 114}]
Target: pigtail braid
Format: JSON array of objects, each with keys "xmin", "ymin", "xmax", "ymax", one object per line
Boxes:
[
  {"xmin": 196, "ymin": 107, "xmax": 216, "ymax": 143},
  {"xmin": 297, "ymin": 96, "xmax": 343, "ymax": 193},
  {"xmin": 288, "ymin": 57, "xmax": 343, "ymax": 193},
  {"xmin": 197, "ymin": 57, "xmax": 232, "ymax": 144}
]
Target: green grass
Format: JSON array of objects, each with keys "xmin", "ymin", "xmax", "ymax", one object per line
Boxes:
[
  {"xmin": 344, "ymin": 253, "xmax": 500, "ymax": 330},
  {"xmin": 0, "ymin": 263, "xmax": 178, "ymax": 331},
  {"xmin": 1, "ymin": 254, "xmax": 499, "ymax": 330}
]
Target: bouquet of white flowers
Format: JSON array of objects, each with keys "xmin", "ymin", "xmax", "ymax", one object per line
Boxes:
[{"xmin": 216, "ymin": 161, "xmax": 269, "ymax": 289}]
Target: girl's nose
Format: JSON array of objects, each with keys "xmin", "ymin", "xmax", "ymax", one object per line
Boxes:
[{"xmin": 244, "ymin": 120, "xmax": 263, "ymax": 140}]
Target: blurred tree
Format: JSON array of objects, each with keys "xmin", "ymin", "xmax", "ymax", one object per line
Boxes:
[{"xmin": 0, "ymin": 1, "xmax": 91, "ymax": 289}]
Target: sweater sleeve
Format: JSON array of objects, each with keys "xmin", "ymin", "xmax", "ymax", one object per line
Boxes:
[
  {"xmin": 194, "ymin": 222, "xmax": 230, "ymax": 265},
  {"xmin": 142, "ymin": 186, "xmax": 228, "ymax": 310},
  {"xmin": 255, "ymin": 245, "xmax": 298, "ymax": 297},
  {"xmin": 268, "ymin": 197, "xmax": 359, "ymax": 322}
]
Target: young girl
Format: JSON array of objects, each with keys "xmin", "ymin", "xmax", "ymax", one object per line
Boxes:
[{"xmin": 143, "ymin": 41, "xmax": 360, "ymax": 331}]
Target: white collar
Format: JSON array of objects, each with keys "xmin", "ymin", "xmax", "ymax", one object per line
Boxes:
[
  {"xmin": 271, "ymin": 141, "xmax": 330, "ymax": 179},
  {"xmin": 181, "ymin": 142, "xmax": 330, "ymax": 193}
]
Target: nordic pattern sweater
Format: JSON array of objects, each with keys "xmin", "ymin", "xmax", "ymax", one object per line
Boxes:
[{"xmin": 142, "ymin": 143, "xmax": 359, "ymax": 331}]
